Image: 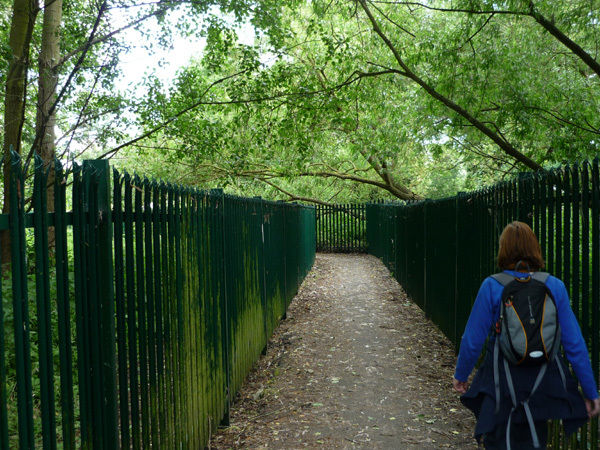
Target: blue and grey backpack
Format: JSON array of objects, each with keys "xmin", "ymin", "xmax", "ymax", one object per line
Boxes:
[{"xmin": 492, "ymin": 270, "xmax": 561, "ymax": 366}]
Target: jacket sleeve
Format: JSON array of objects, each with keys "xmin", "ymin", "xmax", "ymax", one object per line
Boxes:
[
  {"xmin": 548, "ymin": 276, "xmax": 599, "ymax": 400},
  {"xmin": 453, "ymin": 277, "xmax": 502, "ymax": 382}
]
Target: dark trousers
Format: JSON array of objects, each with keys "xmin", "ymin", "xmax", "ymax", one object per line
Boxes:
[{"xmin": 483, "ymin": 421, "xmax": 548, "ymax": 450}]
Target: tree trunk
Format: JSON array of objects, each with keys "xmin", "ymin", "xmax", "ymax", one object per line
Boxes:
[
  {"xmin": 1, "ymin": 0, "xmax": 39, "ymax": 268},
  {"xmin": 36, "ymin": 0, "xmax": 63, "ymax": 250}
]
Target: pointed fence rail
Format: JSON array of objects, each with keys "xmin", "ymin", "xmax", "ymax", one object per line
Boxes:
[
  {"xmin": 367, "ymin": 162, "xmax": 600, "ymax": 449},
  {"xmin": 0, "ymin": 153, "xmax": 315, "ymax": 449}
]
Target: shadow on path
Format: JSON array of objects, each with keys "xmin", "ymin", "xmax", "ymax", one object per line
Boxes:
[{"xmin": 211, "ymin": 254, "xmax": 479, "ymax": 449}]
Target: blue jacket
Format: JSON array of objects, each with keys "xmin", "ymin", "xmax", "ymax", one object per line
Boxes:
[{"xmin": 454, "ymin": 270, "xmax": 599, "ymax": 401}]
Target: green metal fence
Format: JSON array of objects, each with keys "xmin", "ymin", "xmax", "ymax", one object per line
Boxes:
[
  {"xmin": 367, "ymin": 162, "xmax": 600, "ymax": 448},
  {"xmin": 315, "ymin": 203, "xmax": 367, "ymax": 253},
  {"xmin": 0, "ymin": 153, "xmax": 315, "ymax": 449}
]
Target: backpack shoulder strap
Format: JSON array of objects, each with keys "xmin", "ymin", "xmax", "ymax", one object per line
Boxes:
[
  {"xmin": 491, "ymin": 272, "xmax": 514, "ymax": 287},
  {"xmin": 491, "ymin": 272, "xmax": 512, "ymax": 415},
  {"xmin": 531, "ymin": 271, "xmax": 550, "ymax": 284},
  {"xmin": 492, "ymin": 271, "xmax": 550, "ymax": 286}
]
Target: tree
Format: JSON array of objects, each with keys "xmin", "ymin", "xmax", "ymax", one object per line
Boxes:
[
  {"xmin": 115, "ymin": 4, "xmax": 430, "ymax": 202},
  {"xmin": 1, "ymin": 0, "xmax": 38, "ymax": 265},
  {"xmin": 5, "ymin": 0, "xmax": 600, "ymax": 216},
  {"xmin": 3, "ymin": 0, "xmax": 37, "ymax": 178},
  {"xmin": 0, "ymin": 0, "xmax": 292, "ymax": 265}
]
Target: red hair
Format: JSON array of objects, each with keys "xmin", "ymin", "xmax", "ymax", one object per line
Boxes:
[{"xmin": 497, "ymin": 221, "xmax": 545, "ymax": 271}]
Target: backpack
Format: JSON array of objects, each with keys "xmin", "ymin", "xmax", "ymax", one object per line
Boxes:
[
  {"xmin": 492, "ymin": 271, "xmax": 561, "ymax": 366},
  {"xmin": 490, "ymin": 269, "xmax": 566, "ymax": 450}
]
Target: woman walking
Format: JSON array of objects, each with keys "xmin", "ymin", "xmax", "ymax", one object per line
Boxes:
[{"xmin": 453, "ymin": 221, "xmax": 600, "ymax": 449}]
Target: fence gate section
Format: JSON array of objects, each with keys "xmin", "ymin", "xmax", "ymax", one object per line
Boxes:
[{"xmin": 316, "ymin": 203, "xmax": 366, "ymax": 253}]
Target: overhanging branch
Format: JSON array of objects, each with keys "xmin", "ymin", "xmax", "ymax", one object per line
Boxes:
[
  {"xmin": 357, "ymin": 0, "xmax": 542, "ymax": 171},
  {"xmin": 98, "ymin": 67, "xmax": 403, "ymax": 159}
]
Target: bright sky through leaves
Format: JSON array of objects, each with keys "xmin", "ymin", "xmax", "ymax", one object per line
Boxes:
[
  {"xmin": 114, "ymin": 8, "xmax": 206, "ymax": 92},
  {"xmin": 114, "ymin": 7, "xmax": 257, "ymax": 92}
]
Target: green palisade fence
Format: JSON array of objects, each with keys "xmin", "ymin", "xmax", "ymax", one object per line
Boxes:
[
  {"xmin": 367, "ymin": 162, "xmax": 600, "ymax": 449},
  {"xmin": 0, "ymin": 153, "xmax": 315, "ymax": 449},
  {"xmin": 316, "ymin": 203, "xmax": 367, "ymax": 253}
]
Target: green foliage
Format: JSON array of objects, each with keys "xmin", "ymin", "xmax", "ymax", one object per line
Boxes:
[
  {"xmin": 4, "ymin": 0, "xmax": 597, "ymax": 204},
  {"xmin": 119, "ymin": 1, "xmax": 561, "ymax": 199},
  {"xmin": 0, "ymin": 0, "xmax": 10, "ymax": 92}
]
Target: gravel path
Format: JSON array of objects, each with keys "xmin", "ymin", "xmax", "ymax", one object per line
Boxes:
[{"xmin": 210, "ymin": 254, "xmax": 479, "ymax": 449}]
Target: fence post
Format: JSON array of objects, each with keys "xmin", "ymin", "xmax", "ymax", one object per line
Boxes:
[
  {"xmin": 212, "ymin": 188, "xmax": 231, "ymax": 428},
  {"xmin": 454, "ymin": 194, "xmax": 463, "ymax": 353},
  {"xmin": 9, "ymin": 151, "xmax": 35, "ymax": 449},
  {"xmin": 277, "ymin": 200, "xmax": 289, "ymax": 308},
  {"xmin": 82, "ymin": 160, "xmax": 119, "ymax": 449},
  {"xmin": 423, "ymin": 200, "xmax": 429, "ymax": 313},
  {"xmin": 255, "ymin": 197, "xmax": 269, "ymax": 355}
]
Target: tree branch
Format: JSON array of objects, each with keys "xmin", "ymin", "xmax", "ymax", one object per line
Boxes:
[
  {"xmin": 526, "ymin": 0, "xmax": 600, "ymax": 79},
  {"xmin": 26, "ymin": 0, "xmax": 109, "ymax": 170},
  {"xmin": 461, "ymin": 13, "xmax": 495, "ymax": 49},
  {"xmin": 369, "ymin": 1, "xmax": 416, "ymax": 38},
  {"xmin": 369, "ymin": 1, "xmax": 526, "ymax": 16},
  {"xmin": 372, "ymin": 1, "xmax": 600, "ymax": 80},
  {"xmin": 95, "ymin": 69, "xmax": 252, "ymax": 159},
  {"xmin": 259, "ymin": 179, "xmax": 336, "ymax": 206},
  {"xmin": 96, "ymin": 67, "xmax": 403, "ymax": 159},
  {"xmin": 57, "ymin": 7, "xmax": 168, "ymax": 67},
  {"xmin": 297, "ymin": 169, "xmax": 422, "ymax": 200},
  {"xmin": 190, "ymin": 161, "xmax": 423, "ymax": 201},
  {"xmin": 357, "ymin": 0, "xmax": 542, "ymax": 171},
  {"xmin": 524, "ymin": 105, "xmax": 600, "ymax": 136}
]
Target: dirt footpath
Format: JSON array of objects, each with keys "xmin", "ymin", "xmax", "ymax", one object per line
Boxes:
[{"xmin": 210, "ymin": 254, "xmax": 479, "ymax": 449}]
